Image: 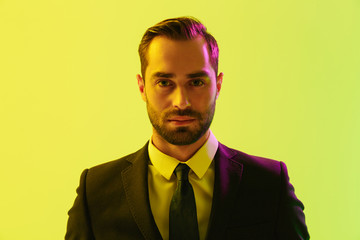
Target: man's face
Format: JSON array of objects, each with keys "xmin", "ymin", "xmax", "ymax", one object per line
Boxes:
[{"xmin": 137, "ymin": 36, "xmax": 223, "ymax": 145}]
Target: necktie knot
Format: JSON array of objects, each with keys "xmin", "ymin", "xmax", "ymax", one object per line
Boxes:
[{"xmin": 174, "ymin": 163, "xmax": 190, "ymax": 181}]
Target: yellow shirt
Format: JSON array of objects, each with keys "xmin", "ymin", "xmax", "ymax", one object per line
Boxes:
[{"xmin": 148, "ymin": 131, "xmax": 218, "ymax": 240}]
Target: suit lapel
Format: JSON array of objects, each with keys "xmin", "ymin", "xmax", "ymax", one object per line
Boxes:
[
  {"xmin": 121, "ymin": 142, "xmax": 162, "ymax": 240},
  {"xmin": 207, "ymin": 143, "xmax": 244, "ymax": 239}
]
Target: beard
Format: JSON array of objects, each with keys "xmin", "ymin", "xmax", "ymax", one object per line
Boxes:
[{"xmin": 146, "ymin": 99, "xmax": 216, "ymax": 146}]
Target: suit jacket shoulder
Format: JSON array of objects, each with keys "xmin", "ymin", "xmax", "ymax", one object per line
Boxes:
[
  {"xmin": 219, "ymin": 143, "xmax": 281, "ymax": 172},
  {"xmin": 85, "ymin": 146, "xmax": 145, "ymax": 188},
  {"xmin": 66, "ymin": 142, "xmax": 162, "ymax": 240},
  {"xmin": 207, "ymin": 143, "xmax": 309, "ymax": 240}
]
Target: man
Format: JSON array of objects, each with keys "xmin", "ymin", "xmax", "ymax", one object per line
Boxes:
[{"xmin": 66, "ymin": 17, "xmax": 309, "ymax": 240}]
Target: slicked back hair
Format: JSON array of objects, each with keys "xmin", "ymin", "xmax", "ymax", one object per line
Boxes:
[{"xmin": 138, "ymin": 17, "xmax": 219, "ymax": 82}]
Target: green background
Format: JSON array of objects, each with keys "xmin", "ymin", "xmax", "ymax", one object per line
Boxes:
[{"xmin": 1, "ymin": 0, "xmax": 359, "ymax": 239}]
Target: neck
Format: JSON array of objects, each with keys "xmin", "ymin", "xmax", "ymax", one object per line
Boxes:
[{"xmin": 151, "ymin": 129, "xmax": 210, "ymax": 162}]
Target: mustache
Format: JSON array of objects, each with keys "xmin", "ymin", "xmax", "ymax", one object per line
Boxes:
[{"xmin": 164, "ymin": 108, "xmax": 201, "ymax": 119}]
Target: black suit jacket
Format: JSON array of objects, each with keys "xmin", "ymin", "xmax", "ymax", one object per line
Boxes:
[{"xmin": 66, "ymin": 142, "xmax": 309, "ymax": 239}]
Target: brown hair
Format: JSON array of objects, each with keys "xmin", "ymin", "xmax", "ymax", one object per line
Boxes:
[{"xmin": 138, "ymin": 16, "xmax": 219, "ymax": 81}]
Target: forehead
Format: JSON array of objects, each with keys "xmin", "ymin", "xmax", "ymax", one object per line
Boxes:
[{"xmin": 145, "ymin": 36, "xmax": 213, "ymax": 78}]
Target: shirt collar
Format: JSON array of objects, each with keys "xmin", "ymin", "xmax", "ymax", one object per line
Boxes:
[{"xmin": 148, "ymin": 130, "xmax": 218, "ymax": 180}]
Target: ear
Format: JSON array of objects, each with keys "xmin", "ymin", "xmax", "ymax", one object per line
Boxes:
[
  {"xmin": 215, "ymin": 72, "xmax": 224, "ymax": 99},
  {"xmin": 136, "ymin": 74, "xmax": 147, "ymax": 102}
]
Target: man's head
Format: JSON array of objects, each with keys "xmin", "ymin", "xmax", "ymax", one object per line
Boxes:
[
  {"xmin": 138, "ymin": 17, "xmax": 219, "ymax": 82},
  {"xmin": 137, "ymin": 17, "xmax": 223, "ymax": 146}
]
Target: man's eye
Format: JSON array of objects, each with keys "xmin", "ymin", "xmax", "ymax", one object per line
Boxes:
[
  {"xmin": 158, "ymin": 80, "xmax": 172, "ymax": 87},
  {"xmin": 190, "ymin": 79, "xmax": 204, "ymax": 86}
]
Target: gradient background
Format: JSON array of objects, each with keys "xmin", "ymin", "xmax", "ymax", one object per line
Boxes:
[{"xmin": 1, "ymin": 0, "xmax": 359, "ymax": 239}]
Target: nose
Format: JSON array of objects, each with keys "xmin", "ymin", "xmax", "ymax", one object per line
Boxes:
[{"xmin": 173, "ymin": 87, "xmax": 190, "ymax": 109}]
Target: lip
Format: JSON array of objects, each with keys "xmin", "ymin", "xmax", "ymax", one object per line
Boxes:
[
  {"xmin": 168, "ymin": 116, "xmax": 195, "ymax": 121},
  {"xmin": 167, "ymin": 116, "xmax": 196, "ymax": 125}
]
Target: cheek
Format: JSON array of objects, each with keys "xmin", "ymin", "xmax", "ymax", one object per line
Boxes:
[
  {"xmin": 191, "ymin": 86, "xmax": 217, "ymax": 105},
  {"xmin": 190, "ymin": 94, "xmax": 212, "ymax": 110},
  {"xmin": 147, "ymin": 92, "xmax": 170, "ymax": 110}
]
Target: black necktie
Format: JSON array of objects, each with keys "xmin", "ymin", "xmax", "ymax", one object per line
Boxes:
[{"xmin": 169, "ymin": 164, "xmax": 199, "ymax": 240}]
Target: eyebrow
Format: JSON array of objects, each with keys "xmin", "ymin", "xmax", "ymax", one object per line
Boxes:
[
  {"xmin": 187, "ymin": 71, "xmax": 210, "ymax": 79},
  {"xmin": 151, "ymin": 72, "xmax": 175, "ymax": 79},
  {"xmin": 151, "ymin": 71, "xmax": 210, "ymax": 80}
]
